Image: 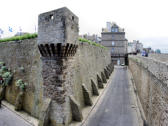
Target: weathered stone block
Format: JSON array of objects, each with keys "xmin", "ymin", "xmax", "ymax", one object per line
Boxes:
[
  {"xmin": 69, "ymin": 95, "xmax": 83, "ymax": 122},
  {"xmin": 0, "ymin": 86, "xmax": 5, "ymax": 100},
  {"xmin": 39, "ymin": 98, "xmax": 51, "ymax": 126},
  {"xmin": 97, "ymin": 74, "xmax": 104, "ymax": 88},
  {"xmin": 82, "ymin": 84, "xmax": 93, "ymax": 106},
  {"xmin": 15, "ymin": 91, "xmax": 24, "ymax": 111},
  {"xmin": 106, "ymin": 66, "xmax": 111, "ymax": 75},
  {"xmin": 91, "ymin": 79, "xmax": 99, "ymax": 96},
  {"xmin": 101, "ymin": 72, "xmax": 107, "ymax": 83},
  {"xmin": 109, "ymin": 63, "xmax": 114, "ymax": 72}
]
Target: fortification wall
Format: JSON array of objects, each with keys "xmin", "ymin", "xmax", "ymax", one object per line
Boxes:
[
  {"xmin": 0, "ymin": 38, "xmax": 111, "ymax": 125},
  {"xmin": 129, "ymin": 55, "xmax": 168, "ymax": 126},
  {"xmin": 56, "ymin": 42, "xmax": 111, "ymax": 125},
  {"xmin": 67, "ymin": 42, "xmax": 110, "ymax": 109},
  {"xmin": 0, "ymin": 38, "xmax": 43, "ymax": 118}
]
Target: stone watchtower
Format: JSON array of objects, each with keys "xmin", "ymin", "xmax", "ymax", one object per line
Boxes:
[
  {"xmin": 38, "ymin": 7, "xmax": 80, "ymax": 126},
  {"xmin": 38, "ymin": 7, "xmax": 78, "ymax": 45}
]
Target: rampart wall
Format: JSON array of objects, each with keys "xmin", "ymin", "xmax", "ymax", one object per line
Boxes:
[
  {"xmin": 0, "ymin": 38, "xmax": 43, "ymax": 118},
  {"xmin": 129, "ymin": 55, "xmax": 168, "ymax": 126},
  {"xmin": 0, "ymin": 38, "xmax": 112, "ymax": 126}
]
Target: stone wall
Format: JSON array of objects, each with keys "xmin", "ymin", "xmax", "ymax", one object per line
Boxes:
[
  {"xmin": 39, "ymin": 41, "xmax": 112, "ymax": 126},
  {"xmin": 0, "ymin": 38, "xmax": 111, "ymax": 126},
  {"xmin": 129, "ymin": 55, "xmax": 168, "ymax": 126},
  {"xmin": 37, "ymin": 7, "xmax": 112, "ymax": 126},
  {"xmin": 0, "ymin": 39, "xmax": 43, "ymax": 118},
  {"xmin": 149, "ymin": 53, "xmax": 168, "ymax": 63},
  {"xmin": 70, "ymin": 42, "xmax": 111, "ymax": 108}
]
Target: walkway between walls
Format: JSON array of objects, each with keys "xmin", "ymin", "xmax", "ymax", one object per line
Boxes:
[
  {"xmin": 0, "ymin": 101, "xmax": 39, "ymax": 126},
  {"xmin": 83, "ymin": 66, "xmax": 142, "ymax": 126},
  {"xmin": 0, "ymin": 105, "xmax": 32, "ymax": 126}
]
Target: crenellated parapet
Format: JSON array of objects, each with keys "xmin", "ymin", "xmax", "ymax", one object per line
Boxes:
[{"xmin": 38, "ymin": 43, "xmax": 78, "ymax": 58}]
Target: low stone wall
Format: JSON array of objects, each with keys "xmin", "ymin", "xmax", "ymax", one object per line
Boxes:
[
  {"xmin": 129, "ymin": 55, "xmax": 168, "ymax": 126},
  {"xmin": 0, "ymin": 38, "xmax": 112, "ymax": 126},
  {"xmin": 149, "ymin": 53, "xmax": 168, "ymax": 63}
]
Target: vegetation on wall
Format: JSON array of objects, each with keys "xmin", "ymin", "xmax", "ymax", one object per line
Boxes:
[
  {"xmin": 15, "ymin": 79, "xmax": 27, "ymax": 111},
  {"xmin": 0, "ymin": 66, "xmax": 13, "ymax": 87},
  {"xmin": 16, "ymin": 79, "xmax": 27, "ymax": 91},
  {"xmin": 78, "ymin": 38, "xmax": 106, "ymax": 49},
  {"xmin": 0, "ymin": 33, "xmax": 37, "ymax": 43},
  {"xmin": 0, "ymin": 34, "xmax": 106, "ymax": 49},
  {"xmin": 0, "ymin": 62, "xmax": 13, "ymax": 101}
]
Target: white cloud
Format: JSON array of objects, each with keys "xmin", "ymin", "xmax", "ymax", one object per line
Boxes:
[{"xmin": 0, "ymin": 0, "xmax": 168, "ymax": 51}]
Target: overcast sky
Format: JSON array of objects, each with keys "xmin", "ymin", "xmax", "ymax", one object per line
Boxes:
[{"xmin": 0, "ymin": 0, "xmax": 168, "ymax": 52}]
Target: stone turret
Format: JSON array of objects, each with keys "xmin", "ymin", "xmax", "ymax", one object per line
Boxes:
[
  {"xmin": 38, "ymin": 7, "xmax": 78, "ymax": 58},
  {"xmin": 38, "ymin": 7, "xmax": 78, "ymax": 45},
  {"xmin": 38, "ymin": 7, "xmax": 80, "ymax": 126}
]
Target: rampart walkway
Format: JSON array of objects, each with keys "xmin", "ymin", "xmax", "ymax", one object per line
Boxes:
[
  {"xmin": 0, "ymin": 105, "xmax": 32, "ymax": 126},
  {"xmin": 84, "ymin": 66, "xmax": 139, "ymax": 126}
]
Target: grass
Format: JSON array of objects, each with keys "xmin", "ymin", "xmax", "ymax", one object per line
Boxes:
[
  {"xmin": 0, "ymin": 33, "xmax": 38, "ymax": 43},
  {"xmin": 78, "ymin": 38, "xmax": 106, "ymax": 49},
  {"xmin": 0, "ymin": 34, "xmax": 106, "ymax": 49}
]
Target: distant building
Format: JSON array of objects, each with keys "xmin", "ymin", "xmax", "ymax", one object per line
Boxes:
[
  {"xmin": 128, "ymin": 40, "xmax": 143, "ymax": 54},
  {"xmin": 101, "ymin": 22, "xmax": 128, "ymax": 65},
  {"xmin": 143, "ymin": 47, "xmax": 154, "ymax": 53},
  {"xmin": 155, "ymin": 49, "xmax": 161, "ymax": 54}
]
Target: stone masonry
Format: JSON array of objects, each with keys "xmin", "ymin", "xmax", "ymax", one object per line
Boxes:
[
  {"xmin": 38, "ymin": 7, "xmax": 78, "ymax": 45},
  {"xmin": 129, "ymin": 55, "xmax": 168, "ymax": 126},
  {"xmin": 0, "ymin": 7, "xmax": 112, "ymax": 126},
  {"xmin": 37, "ymin": 6, "xmax": 113, "ymax": 126},
  {"xmin": 38, "ymin": 7, "xmax": 79, "ymax": 126}
]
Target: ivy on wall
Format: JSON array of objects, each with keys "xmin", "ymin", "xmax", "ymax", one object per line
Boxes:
[{"xmin": 0, "ymin": 62, "xmax": 13, "ymax": 101}]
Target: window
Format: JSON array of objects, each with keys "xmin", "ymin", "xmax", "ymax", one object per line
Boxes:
[
  {"xmin": 111, "ymin": 28, "xmax": 118, "ymax": 32},
  {"xmin": 115, "ymin": 28, "xmax": 118, "ymax": 32},
  {"xmin": 111, "ymin": 28, "xmax": 115, "ymax": 32},
  {"xmin": 112, "ymin": 41, "xmax": 115, "ymax": 46},
  {"xmin": 111, "ymin": 48, "xmax": 114, "ymax": 53}
]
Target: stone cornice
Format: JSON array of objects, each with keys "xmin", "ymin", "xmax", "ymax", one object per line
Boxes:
[{"xmin": 38, "ymin": 43, "xmax": 78, "ymax": 58}]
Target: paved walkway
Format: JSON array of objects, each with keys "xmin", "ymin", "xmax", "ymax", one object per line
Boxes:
[
  {"xmin": 84, "ymin": 66, "xmax": 139, "ymax": 126},
  {"xmin": 0, "ymin": 106, "xmax": 32, "ymax": 126}
]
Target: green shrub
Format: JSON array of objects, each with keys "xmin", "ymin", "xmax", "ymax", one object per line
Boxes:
[
  {"xmin": 0, "ymin": 34, "xmax": 106, "ymax": 49},
  {"xmin": 16, "ymin": 79, "xmax": 27, "ymax": 90},
  {"xmin": 0, "ymin": 33, "xmax": 38, "ymax": 43},
  {"xmin": 0, "ymin": 65, "xmax": 13, "ymax": 87},
  {"xmin": 78, "ymin": 38, "xmax": 106, "ymax": 49}
]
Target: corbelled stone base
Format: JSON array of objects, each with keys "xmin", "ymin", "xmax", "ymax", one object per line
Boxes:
[
  {"xmin": 39, "ymin": 98, "xmax": 51, "ymax": 126},
  {"xmin": 82, "ymin": 84, "xmax": 93, "ymax": 106},
  {"xmin": 69, "ymin": 95, "xmax": 83, "ymax": 122},
  {"xmin": 97, "ymin": 74, "xmax": 104, "ymax": 88},
  {"xmin": 91, "ymin": 79, "xmax": 99, "ymax": 96},
  {"xmin": 101, "ymin": 72, "xmax": 107, "ymax": 83},
  {"xmin": 104, "ymin": 68, "xmax": 109, "ymax": 79}
]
